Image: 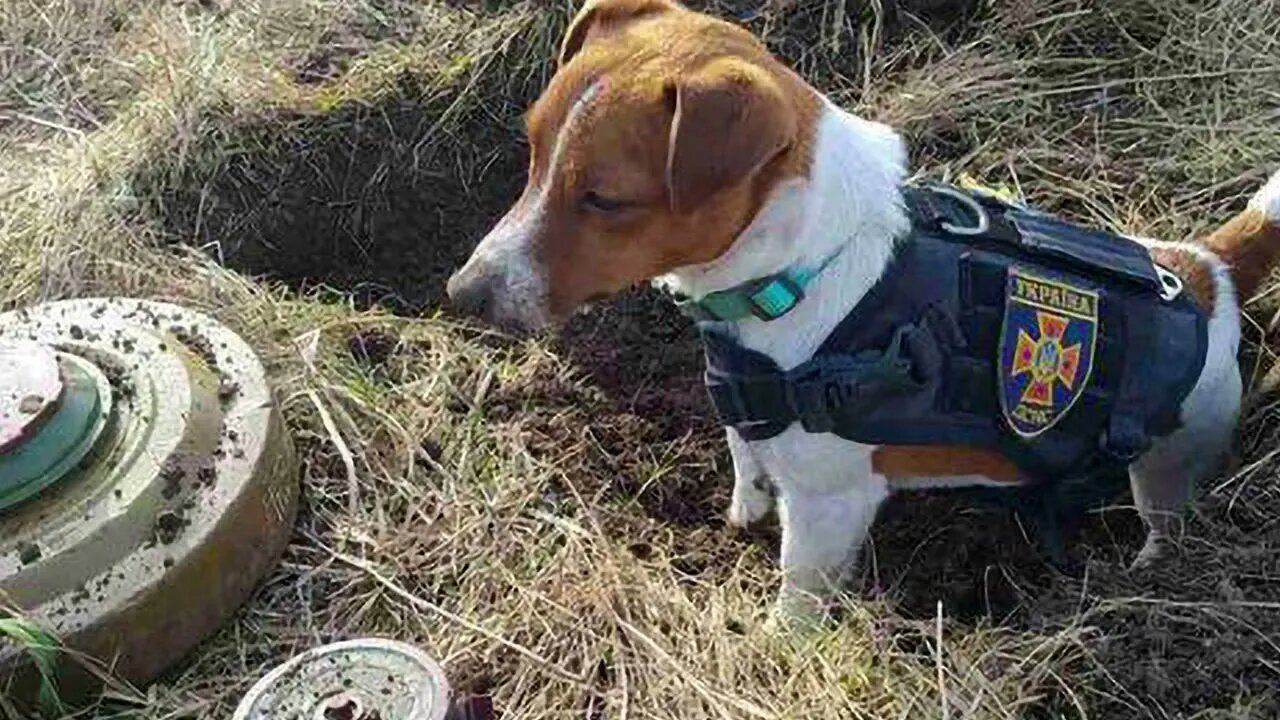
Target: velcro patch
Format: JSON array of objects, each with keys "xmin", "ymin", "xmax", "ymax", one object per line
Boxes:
[{"xmin": 998, "ymin": 268, "xmax": 1099, "ymax": 438}]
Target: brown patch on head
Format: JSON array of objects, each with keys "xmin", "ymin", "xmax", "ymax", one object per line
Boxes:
[
  {"xmin": 872, "ymin": 445, "xmax": 1024, "ymax": 483},
  {"xmin": 665, "ymin": 58, "xmax": 798, "ymax": 214},
  {"xmin": 558, "ymin": 0, "xmax": 679, "ymax": 67},
  {"xmin": 1148, "ymin": 245, "xmax": 1216, "ymax": 314},
  {"xmin": 514, "ymin": 0, "xmax": 820, "ymax": 321},
  {"xmin": 1205, "ymin": 208, "xmax": 1280, "ymax": 304}
]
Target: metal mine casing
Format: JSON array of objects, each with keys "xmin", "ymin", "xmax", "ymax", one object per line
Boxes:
[
  {"xmin": 0, "ymin": 299, "xmax": 299, "ymax": 705},
  {"xmin": 232, "ymin": 638, "xmax": 452, "ymax": 720}
]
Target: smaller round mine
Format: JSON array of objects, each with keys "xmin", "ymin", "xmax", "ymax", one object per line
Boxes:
[{"xmin": 233, "ymin": 639, "xmax": 450, "ymax": 720}]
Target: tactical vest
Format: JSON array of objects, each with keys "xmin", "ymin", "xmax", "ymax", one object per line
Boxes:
[{"xmin": 700, "ymin": 182, "xmax": 1209, "ymax": 483}]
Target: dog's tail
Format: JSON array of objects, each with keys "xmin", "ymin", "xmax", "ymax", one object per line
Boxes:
[{"xmin": 1204, "ymin": 169, "xmax": 1280, "ymax": 303}]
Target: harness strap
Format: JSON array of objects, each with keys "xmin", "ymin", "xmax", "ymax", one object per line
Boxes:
[
  {"xmin": 707, "ymin": 324, "xmax": 921, "ymax": 435},
  {"xmin": 903, "ymin": 185, "xmax": 971, "ymax": 233},
  {"xmin": 1104, "ymin": 300, "xmax": 1157, "ymax": 461}
]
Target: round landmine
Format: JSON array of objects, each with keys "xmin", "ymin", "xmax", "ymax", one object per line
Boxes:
[
  {"xmin": 232, "ymin": 639, "xmax": 451, "ymax": 720},
  {"xmin": 0, "ymin": 298, "xmax": 299, "ymax": 704}
]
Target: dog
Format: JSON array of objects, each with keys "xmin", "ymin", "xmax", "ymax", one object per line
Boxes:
[{"xmin": 446, "ymin": 0, "xmax": 1280, "ymax": 625}]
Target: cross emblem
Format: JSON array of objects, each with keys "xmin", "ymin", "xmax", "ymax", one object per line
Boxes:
[{"xmin": 1010, "ymin": 311, "xmax": 1082, "ymax": 407}]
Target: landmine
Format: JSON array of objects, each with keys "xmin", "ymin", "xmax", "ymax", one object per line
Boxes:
[
  {"xmin": 0, "ymin": 298, "xmax": 298, "ymax": 707},
  {"xmin": 232, "ymin": 638, "xmax": 451, "ymax": 720}
]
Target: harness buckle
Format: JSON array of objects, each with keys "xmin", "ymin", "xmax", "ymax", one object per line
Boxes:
[
  {"xmin": 747, "ymin": 275, "xmax": 805, "ymax": 321},
  {"xmin": 785, "ymin": 356, "xmax": 881, "ymax": 434},
  {"xmin": 783, "ymin": 364, "xmax": 839, "ymax": 433},
  {"xmin": 783, "ymin": 325, "xmax": 919, "ymax": 433}
]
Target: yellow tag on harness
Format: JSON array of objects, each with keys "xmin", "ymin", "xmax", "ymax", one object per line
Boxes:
[{"xmin": 956, "ymin": 173, "xmax": 1022, "ymax": 206}]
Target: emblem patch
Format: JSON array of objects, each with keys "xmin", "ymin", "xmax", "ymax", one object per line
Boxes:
[{"xmin": 999, "ymin": 268, "xmax": 1099, "ymax": 438}]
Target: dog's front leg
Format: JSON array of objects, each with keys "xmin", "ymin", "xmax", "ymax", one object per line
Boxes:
[
  {"xmin": 772, "ymin": 466, "xmax": 887, "ymax": 627},
  {"xmin": 727, "ymin": 427, "xmax": 774, "ymax": 527}
]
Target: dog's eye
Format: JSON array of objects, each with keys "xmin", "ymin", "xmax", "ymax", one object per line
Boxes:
[{"xmin": 581, "ymin": 191, "xmax": 626, "ymax": 213}]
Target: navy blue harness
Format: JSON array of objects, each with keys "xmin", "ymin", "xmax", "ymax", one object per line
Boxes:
[{"xmin": 697, "ymin": 183, "xmax": 1210, "ymax": 489}]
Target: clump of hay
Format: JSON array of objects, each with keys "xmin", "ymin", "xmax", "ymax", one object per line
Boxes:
[{"xmin": 2, "ymin": 0, "xmax": 1280, "ymax": 717}]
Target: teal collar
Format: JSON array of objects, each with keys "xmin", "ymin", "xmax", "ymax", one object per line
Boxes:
[{"xmin": 672, "ymin": 248, "xmax": 845, "ymax": 323}]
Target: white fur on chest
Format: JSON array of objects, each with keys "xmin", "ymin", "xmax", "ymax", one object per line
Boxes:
[
  {"xmin": 661, "ymin": 102, "xmax": 915, "ymax": 491},
  {"xmin": 659, "ymin": 101, "xmax": 911, "ymax": 370}
]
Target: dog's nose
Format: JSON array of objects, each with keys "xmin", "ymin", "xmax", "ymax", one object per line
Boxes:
[{"xmin": 446, "ymin": 269, "xmax": 494, "ymax": 320}]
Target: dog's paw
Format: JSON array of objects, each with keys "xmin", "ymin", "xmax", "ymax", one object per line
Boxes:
[
  {"xmin": 728, "ymin": 491, "xmax": 771, "ymax": 528},
  {"xmin": 765, "ymin": 601, "xmax": 829, "ymax": 636},
  {"xmin": 728, "ymin": 476, "xmax": 774, "ymax": 528},
  {"xmin": 765, "ymin": 584, "xmax": 835, "ymax": 635},
  {"xmin": 1128, "ymin": 533, "xmax": 1171, "ymax": 573}
]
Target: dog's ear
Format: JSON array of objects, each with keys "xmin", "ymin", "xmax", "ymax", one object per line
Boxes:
[
  {"xmin": 664, "ymin": 58, "xmax": 797, "ymax": 214},
  {"xmin": 559, "ymin": 0, "xmax": 679, "ymax": 67}
]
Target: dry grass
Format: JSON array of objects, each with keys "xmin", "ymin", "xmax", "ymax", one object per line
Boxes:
[{"xmin": 3, "ymin": 0, "xmax": 1280, "ymax": 717}]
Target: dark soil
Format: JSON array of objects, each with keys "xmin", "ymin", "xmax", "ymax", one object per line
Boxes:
[
  {"xmin": 138, "ymin": 60, "xmax": 536, "ymax": 310},
  {"xmin": 145, "ymin": 95, "xmax": 527, "ymax": 310}
]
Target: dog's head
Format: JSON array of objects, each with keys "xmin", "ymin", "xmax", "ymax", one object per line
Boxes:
[{"xmin": 445, "ymin": 0, "xmax": 820, "ymax": 331}]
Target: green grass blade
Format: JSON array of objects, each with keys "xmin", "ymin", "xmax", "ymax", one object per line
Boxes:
[{"xmin": 0, "ymin": 617, "xmax": 66, "ymax": 718}]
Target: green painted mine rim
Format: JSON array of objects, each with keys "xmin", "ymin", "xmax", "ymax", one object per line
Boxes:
[{"xmin": 0, "ymin": 353, "xmax": 112, "ymax": 511}]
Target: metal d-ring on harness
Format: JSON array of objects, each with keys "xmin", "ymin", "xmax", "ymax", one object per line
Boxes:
[
  {"xmin": 1155, "ymin": 263, "xmax": 1184, "ymax": 301},
  {"xmin": 929, "ymin": 184, "xmax": 991, "ymax": 236}
]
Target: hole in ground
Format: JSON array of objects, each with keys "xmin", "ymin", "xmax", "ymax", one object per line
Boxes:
[{"xmin": 141, "ymin": 89, "xmax": 529, "ymax": 311}]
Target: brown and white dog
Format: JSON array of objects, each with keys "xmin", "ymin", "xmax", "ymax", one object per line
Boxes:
[{"xmin": 446, "ymin": 0, "xmax": 1280, "ymax": 624}]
